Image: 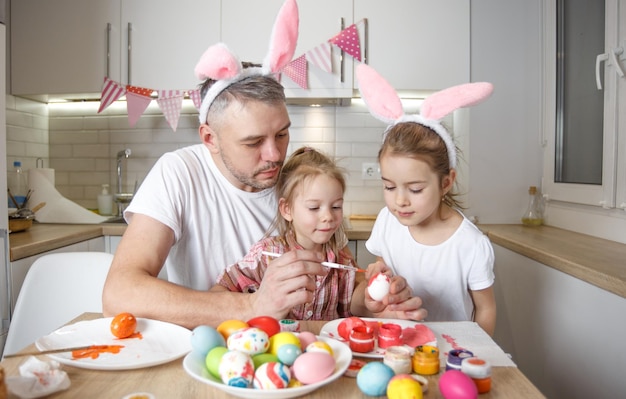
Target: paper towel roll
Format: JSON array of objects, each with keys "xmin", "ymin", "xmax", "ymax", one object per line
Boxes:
[
  {"xmin": 27, "ymin": 167, "xmax": 109, "ymax": 224},
  {"xmin": 29, "ymin": 168, "xmax": 55, "ymax": 187}
]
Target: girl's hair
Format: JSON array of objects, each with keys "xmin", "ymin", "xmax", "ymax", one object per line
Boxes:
[
  {"xmin": 378, "ymin": 122, "xmax": 463, "ymax": 210},
  {"xmin": 266, "ymin": 147, "xmax": 347, "ymax": 257}
]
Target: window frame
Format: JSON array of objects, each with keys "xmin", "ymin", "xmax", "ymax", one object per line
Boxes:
[{"xmin": 542, "ymin": 0, "xmax": 625, "ymax": 210}]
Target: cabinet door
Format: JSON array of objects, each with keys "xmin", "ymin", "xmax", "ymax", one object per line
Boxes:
[
  {"xmin": 121, "ymin": 0, "xmax": 221, "ymax": 90},
  {"xmin": 221, "ymin": 0, "xmax": 354, "ymax": 98},
  {"xmin": 11, "ymin": 0, "xmax": 121, "ymax": 97},
  {"xmin": 354, "ymin": 0, "xmax": 470, "ymax": 91}
]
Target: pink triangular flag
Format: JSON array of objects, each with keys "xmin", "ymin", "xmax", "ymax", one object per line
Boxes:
[
  {"xmin": 98, "ymin": 77, "xmax": 126, "ymax": 113},
  {"xmin": 126, "ymin": 92, "xmax": 152, "ymax": 127},
  {"xmin": 306, "ymin": 42, "xmax": 332, "ymax": 73},
  {"xmin": 157, "ymin": 90, "xmax": 184, "ymax": 132},
  {"xmin": 282, "ymin": 54, "xmax": 308, "ymax": 89},
  {"xmin": 188, "ymin": 89, "xmax": 202, "ymax": 110},
  {"xmin": 329, "ymin": 24, "xmax": 361, "ymax": 61}
]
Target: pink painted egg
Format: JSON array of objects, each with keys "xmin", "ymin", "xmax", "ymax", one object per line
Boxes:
[
  {"xmin": 292, "ymin": 351, "xmax": 336, "ymax": 385},
  {"xmin": 438, "ymin": 370, "xmax": 478, "ymax": 399}
]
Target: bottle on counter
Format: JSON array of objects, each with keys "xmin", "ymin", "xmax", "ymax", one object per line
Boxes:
[
  {"xmin": 7, "ymin": 160, "xmax": 28, "ymax": 208},
  {"xmin": 98, "ymin": 184, "xmax": 113, "ymax": 216},
  {"xmin": 521, "ymin": 185, "xmax": 544, "ymax": 226}
]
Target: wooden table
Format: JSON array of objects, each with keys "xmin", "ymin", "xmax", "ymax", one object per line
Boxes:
[{"xmin": 0, "ymin": 313, "xmax": 545, "ymax": 398}]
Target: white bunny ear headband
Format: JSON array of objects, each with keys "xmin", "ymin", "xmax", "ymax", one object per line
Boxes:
[
  {"xmin": 356, "ymin": 63, "xmax": 494, "ymax": 169},
  {"xmin": 194, "ymin": 0, "xmax": 299, "ymax": 124}
]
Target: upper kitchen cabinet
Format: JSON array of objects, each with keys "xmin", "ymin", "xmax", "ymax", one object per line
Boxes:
[
  {"xmin": 354, "ymin": 0, "xmax": 470, "ymax": 92},
  {"xmin": 221, "ymin": 0, "xmax": 354, "ymax": 99},
  {"xmin": 11, "ymin": 0, "xmax": 121, "ymax": 98},
  {"xmin": 11, "ymin": 0, "xmax": 221, "ymax": 99}
]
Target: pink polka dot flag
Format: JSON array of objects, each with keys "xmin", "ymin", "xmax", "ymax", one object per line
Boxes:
[
  {"xmin": 328, "ymin": 23, "xmax": 361, "ymax": 62},
  {"xmin": 283, "ymin": 54, "xmax": 308, "ymax": 89}
]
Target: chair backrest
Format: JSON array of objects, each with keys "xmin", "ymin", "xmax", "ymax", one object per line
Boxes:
[{"xmin": 2, "ymin": 251, "xmax": 114, "ymax": 358}]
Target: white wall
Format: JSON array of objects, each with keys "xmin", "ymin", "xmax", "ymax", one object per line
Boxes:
[{"xmin": 468, "ymin": 0, "xmax": 544, "ymax": 224}]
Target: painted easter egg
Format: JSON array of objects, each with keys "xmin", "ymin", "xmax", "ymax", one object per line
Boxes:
[
  {"xmin": 253, "ymin": 362, "xmax": 291, "ymax": 390},
  {"xmin": 387, "ymin": 374, "xmax": 424, "ymax": 399},
  {"xmin": 226, "ymin": 327, "xmax": 269, "ymax": 356},
  {"xmin": 218, "ymin": 350, "xmax": 254, "ymax": 388},
  {"xmin": 438, "ymin": 370, "xmax": 478, "ymax": 399},
  {"xmin": 292, "ymin": 351, "xmax": 336, "ymax": 385},
  {"xmin": 356, "ymin": 361, "xmax": 395, "ymax": 396},
  {"xmin": 368, "ymin": 273, "xmax": 391, "ymax": 301}
]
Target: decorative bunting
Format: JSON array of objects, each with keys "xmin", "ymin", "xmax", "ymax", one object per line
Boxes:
[
  {"xmin": 306, "ymin": 42, "xmax": 332, "ymax": 73},
  {"xmin": 98, "ymin": 77, "xmax": 126, "ymax": 113},
  {"xmin": 328, "ymin": 24, "xmax": 361, "ymax": 62},
  {"xmin": 282, "ymin": 55, "xmax": 308, "ymax": 89},
  {"xmin": 97, "ymin": 20, "xmax": 369, "ymax": 131},
  {"xmin": 188, "ymin": 89, "xmax": 202, "ymax": 110},
  {"xmin": 126, "ymin": 85, "xmax": 154, "ymax": 127},
  {"xmin": 157, "ymin": 90, "xmax": 185, "ymax": 131}
]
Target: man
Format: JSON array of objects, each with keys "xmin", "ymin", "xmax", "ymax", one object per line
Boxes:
[{"xmin": 103, "ymin": 0, "xmax": 426, "ymax": 328}]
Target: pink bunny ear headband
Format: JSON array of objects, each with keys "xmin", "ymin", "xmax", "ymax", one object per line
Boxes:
[
  {"xmin": 356, "ymin": 63, "xmax": 494, "ymax": 169},
  {"xmin": 194, "ymin": 0, "xmax": 299, "ymax": 124}
]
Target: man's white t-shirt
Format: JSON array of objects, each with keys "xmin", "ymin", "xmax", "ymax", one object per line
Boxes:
[
  {"xmin": 125, "ymin": 144, "xmax": 277, "ymax": 290},
  {"xmin": 366, "ymin": 207, "xmax": 495, "ymax": 322}
]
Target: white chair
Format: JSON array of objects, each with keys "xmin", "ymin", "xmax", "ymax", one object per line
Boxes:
[{"xmin": 2, "ymin": 252, "xmax": 114, "ymax": 358}]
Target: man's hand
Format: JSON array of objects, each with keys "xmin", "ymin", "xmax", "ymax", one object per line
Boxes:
[{"xmin": 248, "ymin": 250, "xmax": 328, "ymax": 319}]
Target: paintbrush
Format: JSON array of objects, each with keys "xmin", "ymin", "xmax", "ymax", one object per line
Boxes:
[
  {"xmin": 261, "ymin": 251, "xmax": 366, "ymax": 272},
  {"xmin": 3, "ymin": 345, "xmax": 112, "ymax": 358}
]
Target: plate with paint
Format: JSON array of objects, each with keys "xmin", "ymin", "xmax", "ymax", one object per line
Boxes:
[
  {"xmin": 35, "ymin": 317, "xmax": 191, "ymax": 370},
  {"xmin": 320, "ymin": 317, "xmax": 437, "ymax": 358}
]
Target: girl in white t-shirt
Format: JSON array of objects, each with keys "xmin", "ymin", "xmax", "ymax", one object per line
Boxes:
[{"xmin": 356, "ymin": 64, "xmax": 497, "ymax": 335}]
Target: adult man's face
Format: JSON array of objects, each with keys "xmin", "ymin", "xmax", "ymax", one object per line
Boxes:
[{"xmin": 201, "ymin": 100, "xmax": 291, "ymax": 192}]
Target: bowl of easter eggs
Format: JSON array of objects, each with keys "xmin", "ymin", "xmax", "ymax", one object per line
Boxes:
[{"xmin": 182, "ymin": 316, "xmax": 352, "ymax": 399}]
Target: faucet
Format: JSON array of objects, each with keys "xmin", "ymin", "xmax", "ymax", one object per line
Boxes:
[
  {"xmin": 116, "ymin": 148, "xmax": 131, "ymax": 195},
  {"xmin": 115, "ymin": 148, "xmax": 132, "ymax": 216}
]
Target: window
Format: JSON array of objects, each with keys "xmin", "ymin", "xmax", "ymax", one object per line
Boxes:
[{"xmin": 542, "ymin": 0, "xmax": 626, "ymax": 209}]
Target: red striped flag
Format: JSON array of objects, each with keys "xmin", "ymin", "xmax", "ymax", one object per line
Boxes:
[{"xmin": 97, "ymin": 77, "xmax": 126, "ymax": 113}]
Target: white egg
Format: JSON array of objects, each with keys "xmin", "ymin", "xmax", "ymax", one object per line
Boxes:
[{"xmin": 368, "ymin": 273, "xmax": 391, "ymax": 301}]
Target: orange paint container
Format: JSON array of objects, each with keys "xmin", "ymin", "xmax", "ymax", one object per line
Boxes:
[{"xmin": 412, "ymin": 345, "xmax": 440, "ymax": 375}]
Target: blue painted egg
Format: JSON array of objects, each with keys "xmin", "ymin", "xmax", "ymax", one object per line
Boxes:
[
  {"xmin": 356, "ymin": 362, "xmax": 395, "ymax": 396},
  {"xmin": 277, "ymin": 343, "xmax": 302, "ymax": 366}
]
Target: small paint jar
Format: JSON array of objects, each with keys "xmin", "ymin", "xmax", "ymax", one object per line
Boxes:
[
  {"xmin": 349, "ymin": 325, "xmax": 375, "ymax": 353},
  {"xmin": 461, "ymin": 357, "xmax": 492, "ymax": 393},
  {"xmin": 384, "ymin": 346, "xmax": 412, "ymax": 374},
  {"xmin": 279, "ymin": 319, "xmax": 300, "ymax": 332},
  {"xmin": 378, "ymin": 323, "xmax": 403, "ymax": 349},
  {"xmin": 445, "ymin": 349, "xmax": 474, "ymax": 371},
  {"xmin": 412, "ymin": 345, "xmax": 440, "ymax": 375}
]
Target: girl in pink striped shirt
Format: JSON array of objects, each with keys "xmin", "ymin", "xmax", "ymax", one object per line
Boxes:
[{"xmin": 215, "ymin": 147, "xmax": 360, "ymax": 320}]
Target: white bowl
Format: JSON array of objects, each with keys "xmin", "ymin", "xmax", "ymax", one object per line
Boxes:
[{"xmin": 183, "ymin": 335, "xmax": 351, "ymax": 399}]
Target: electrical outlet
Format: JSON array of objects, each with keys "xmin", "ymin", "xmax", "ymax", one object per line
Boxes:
[{"xmin": 362, "ymin": 162, "xmax": 381, "ymax": 180}]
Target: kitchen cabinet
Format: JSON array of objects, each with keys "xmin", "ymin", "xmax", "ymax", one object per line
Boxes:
[
  {"xmin": 347, "ymin": 240, "xmax": 376, "ymax": 268},
  {"xmin": 11, "ymin": 0, "xmax": 220, "ymax": 98},
  {"xmin": 353, "ymin": 0, "xmax": 470, "ymax": 92},
  {"xmin": 492, "ymin": 244, "xmax": 626, "ymax": 399},
  {"xmin": 221, "ymin": 0, "xmax": 354, "ymax": 99},
  {"xmin": 221, "ymin": 0, "xmax": 469, "ymax": 99},
  {"xmin": 8, "ymin": 237, "xmax": 105, "ymax": 314}
]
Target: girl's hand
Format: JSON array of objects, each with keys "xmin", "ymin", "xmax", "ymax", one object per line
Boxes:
[{"xmin": 363, "ymin": 263, "xmax": 428, "ymax": 321}]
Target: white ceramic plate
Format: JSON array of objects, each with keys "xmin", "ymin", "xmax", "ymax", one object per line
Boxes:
[
  {"xmin": 36, "ymin": 318, "xmax": 191, "ymax": 370},
  {"xmin": 183, "ymin": 335, "xmax": 351, "ymax": 399},
  {"xmin": 320, "ymin": 318, "xmax": 437, "ymax": 359}
]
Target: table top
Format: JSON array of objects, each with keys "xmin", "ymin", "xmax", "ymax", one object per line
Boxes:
[{"xmin": 0, "ymin": 313, "xmax": 545, "ymax": 398}]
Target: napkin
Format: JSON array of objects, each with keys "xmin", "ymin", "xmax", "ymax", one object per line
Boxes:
[{"xmin": 5, "ymin": 356, "xmax": 71, "ymax": 398}]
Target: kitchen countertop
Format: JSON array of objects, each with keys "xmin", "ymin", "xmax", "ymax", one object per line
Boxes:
[
  {"xmin": 8, "ymin": 223, "xmax": 127, "ymax": 261},
  {"xmin": 9, "ymin": 220, "xmax": 625, "ymax": 300},
  {"xmin": 8, "ymin": 218, "xmax": 375, "ymax": 262},
  {"xmin": 479, "ymin": 224, "xmax": 626, "ymax": 299}
]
